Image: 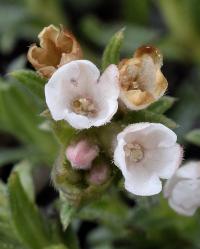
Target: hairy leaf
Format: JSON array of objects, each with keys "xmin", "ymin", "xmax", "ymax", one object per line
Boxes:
[
  {"xmin": 10, "ymin": 69, "xmax": 46, "ymax": 102},
  {"xmin": 147, "ymin": 96, "xmax": 177, "ymax": 114},
  {"xmin": 8, "ymin": 172, "xmax": 51, "ymax": 249},
  {"xmin": 12, "ymin": 160, "xmax": 35, "ymax": 202},
  {"xmin": 60, "ymin": 201, "xmax": 77, "ymax": 230},
  {"xmin": 0, "ymin": 79, "xmax": 57, "ymax": 164},
  {"xmin": 102, "ymin": 28, "xmax": 124, "ymax": 70}
]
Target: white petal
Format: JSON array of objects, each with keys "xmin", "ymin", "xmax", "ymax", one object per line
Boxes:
[
  {"xmin": 45, "ymin": 61, "xmax": 80, "ymax": 120},
  {"xmin": 114, "ymin": 138, "xmax": 126, "ymax": 172},
  {"xmin": 164, "ymin": 161, "xmax": 200, "ymax": 198},
  {"xmin": 96, "ymin": 64, "xmax": 119, "ymax": 100},
  {"xmin": 118, "ymin": 123, "xmax": 177, "ymax": 149},
  {"xmin": 169, "ymin": 180, "xmax": 200, "ymax": 216},
  {"xmin": 64, "ymin": 112, "xmax": 92, "ymax": 129},
  {"xmin": 124, "ymin": 165, "xmax": 162, "ymax": 196},
  {"xmin": 116, "ymin": 123, "xmax": 151, "ymax": 141},
  {"xmin": 91, "ymin": 64, "xmax": 120, "ymax": 126},
  {"xmin": 169, "ymin": 198, "xmax": 197, "ymax": 216},
  {"xmin": 145, "ymin": 144, "xmax": 182, "ymax": 179},
  {"xmin": 138, "ymin": 123, "xmax": 177, "ymax": 149},
  {"xmin": 177, "ymin": 161, "xmax": 200, "ymax": 179}
]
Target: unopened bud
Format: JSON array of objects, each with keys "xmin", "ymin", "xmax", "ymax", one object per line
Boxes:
[
  {"xmin": 87, "ymin": 163, "xmax": 110, "ymax": 185},
  {"xmin": 66, "ymin": 140, "xmax": 99, "ymax": 170}
]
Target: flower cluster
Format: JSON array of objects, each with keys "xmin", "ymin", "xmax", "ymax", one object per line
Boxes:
[{"xmin": 27, "ymin": 25, "xmax": 200, "ymax": 216}]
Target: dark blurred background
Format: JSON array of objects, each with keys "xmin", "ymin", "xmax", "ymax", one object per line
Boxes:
[{"xmin": 0, "ymin": 1, "xmax": 200, "ymax": 248}]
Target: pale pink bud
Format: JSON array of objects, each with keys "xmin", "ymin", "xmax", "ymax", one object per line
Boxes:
[
  {"xmin": 66, "ymin": 140, "xmax": 99, "ymax": 170},
  {"xmin": 87, "ymin": 163, "xmax": 110, "ymax": 185}
]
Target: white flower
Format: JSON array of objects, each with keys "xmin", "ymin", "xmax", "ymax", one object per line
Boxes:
[
  {"xmin": 45, "ymin": 60, "xmax": 119, "ymax": 129},
  {"xmin": 164, "ymin": 161, "xmax": 200, "ymax": 216},
  {"xmin": 114, "ymin": 123, "xmax": 182, "ymax": 196}
]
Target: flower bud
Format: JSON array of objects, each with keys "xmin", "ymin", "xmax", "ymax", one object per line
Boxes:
[
  {"xmin": 27, "ymin": 24, "xmax": 82, "ymax": 78},
  {"xmin": 66, "ymin": 140, "xmax": 99, "ymax": 170},
  {"xmin": 87, "ymin": 163, "xmax": 110, "ymax": 185}
]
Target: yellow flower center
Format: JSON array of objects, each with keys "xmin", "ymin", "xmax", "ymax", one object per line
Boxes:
[
  {"xmin": 124, "ymin": 143, "xmax": 144, "ymax": 163},
  {"xmin": 72, "ymin": 97, "xmax": 97, "ymax": 117}
]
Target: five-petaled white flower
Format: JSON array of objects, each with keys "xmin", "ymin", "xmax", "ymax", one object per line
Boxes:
[
  {"xmin": 114, "ymin": 123, "xmax": 182, "ymax": 196},
  {"xmin": 164, "ymin": 161, "xmax": 200, "ymax": 216},
  {"xmin": 45, "ymin": 60, "xmax": 119, "ymax": 129}
]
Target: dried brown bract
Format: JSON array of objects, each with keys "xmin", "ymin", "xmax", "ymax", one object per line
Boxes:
[
  {"xmin": 118, "ymin": 46, "xmax": 168, "ymax": 110},
  {"xmin": 27, "ymin": 25, "xmax": 83, "ymax": 78}
]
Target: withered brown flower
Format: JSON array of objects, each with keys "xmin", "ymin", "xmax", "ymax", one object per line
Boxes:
[
  {"xmin": 118, "ymin": 46, "xmax": 168, "ymax": 110},
  {"xmin": 27, "ymin": 25, "xmax": 83, "ymax": 78}
]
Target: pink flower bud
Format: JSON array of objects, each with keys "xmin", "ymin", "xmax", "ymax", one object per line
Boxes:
[
  {"xmin": 66, "ymin": 140, "xmax": 99, "ymax": 170},
  {"xmin": 87, "ymin": 163, "xmax": 110, "ymax": 185}
]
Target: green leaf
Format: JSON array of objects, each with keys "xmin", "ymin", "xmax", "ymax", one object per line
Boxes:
[
  {"xmin": 123, "ymin": 110, "xmax": 178, "ymax": 129},
  {"xmin": 52, "ymin": 120, "xmax": 76, "ymax": 146},
  {"xmin": 186, "ymin": 129, "xmax": 200, "ymax": 147},
  {"xmin": 77, "ymin": 194, "xmax": 129, "ymax": 229},
  {"xmin": 0, "ymin": 181, "xmax": 26, "ymax": 249},
  {"xmin": 60, "ymin": 201, "xmax": 77, "ymax": 230},
  {"xmin": 10, "ymin": 69, "xmax": 46, "ymax": 102},
  {"xmin": 13, "ymin": 160, "xmax": 35, "ymax": 202},
  {"xmin": 0, "ymin": 147, "xmax": 29, "ymax": 167},
  {"xmin": 147, "ymin": 96, "xmax": 177, "ymax": 114},
  {"xmin": 0, "ymin": 79, "xmax": 57, "ymax": 164},
  {"xmin": 8, "ymin": 172, "xmax": 51, "ymax": 249},
  {"xmin": 102, "ymin": 28, "xmax": 125, "ymax": 70}
]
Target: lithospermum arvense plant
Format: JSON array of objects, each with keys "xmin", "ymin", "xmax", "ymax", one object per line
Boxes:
[{"xmin": 10, "ymin": 25, "xmax": 189, "ymax": 237}]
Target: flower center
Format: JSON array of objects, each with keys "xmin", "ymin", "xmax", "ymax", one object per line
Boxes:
[
  {"xmin": 124, "ymin": 143, "xmax": 144, "ymax": 163},
  {"xmin": 71, "ymin": 97, "xmax": 97, "ymax": 117}
]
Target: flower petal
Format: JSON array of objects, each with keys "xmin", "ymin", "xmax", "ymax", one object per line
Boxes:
[
  {"xmin": 177, "ymin": 161, "xmax": 200, "ymax": 179},
  {"xmin": 124, "ymin": 165, "xmax": 162, "ymax": 196},
  {"xmin": 169, "ymin": 180, "xmax": 200, "ymax": 216},
  {"xmin": 169, "ymin": 198, "xmax": 197, "ymax": 216},
  {"xmin": 97, "ymin": 64, "xmax": 119, "ymax": 100},
  {"xmin": 145, "ymin": 144, "xmax": 182, "ymax": 179},
  {"xmin": 118, "ymin": 123, "xmax": 177, "ymax": 149},
  {"xmin": 91, "ymin": 64, "xmax": 119, "ymax": 126},
  {"xmin": 45, "ymin": 61, "xmax": 80, "ymax": 120}
]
